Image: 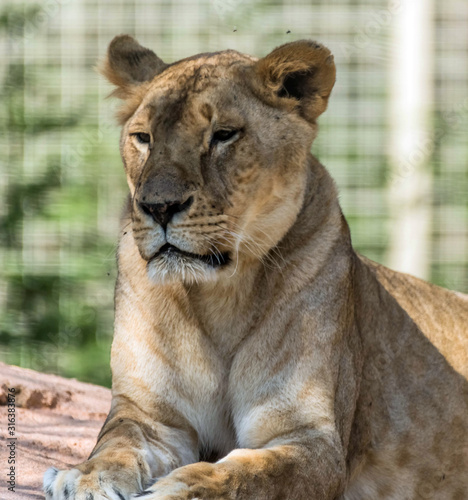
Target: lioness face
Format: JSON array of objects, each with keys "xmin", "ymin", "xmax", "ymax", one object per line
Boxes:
[{"xmin": 102, "ymin": 37, "xmax": 336, "ymax": 284}]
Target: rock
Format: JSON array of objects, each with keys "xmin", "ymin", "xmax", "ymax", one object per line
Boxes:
[{"xmin": 0, "ymin": 362, "xmax": 111, "ymax": 499}]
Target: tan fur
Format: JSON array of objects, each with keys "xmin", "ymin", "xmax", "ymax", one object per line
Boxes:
[{"xmin": 44, "ymin": 36, "xmax": 468, "ymax": 500}]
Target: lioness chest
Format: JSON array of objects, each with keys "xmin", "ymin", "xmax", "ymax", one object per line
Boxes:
[
  {"xmin": 114, "ymin": 231, "xmax": 278, "ymax": 459},
  {"xmin": 168, "ymin": 283, "xmax": 265, "ymax": 460}
]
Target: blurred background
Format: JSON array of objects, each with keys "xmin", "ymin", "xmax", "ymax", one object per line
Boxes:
[{"xmin": 0, "ymin": 0, "xmax": 467, "ymax": 387}]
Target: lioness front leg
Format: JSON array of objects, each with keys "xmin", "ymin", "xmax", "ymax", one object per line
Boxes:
[
  {"xmin": 43, "ymin": 395, "xmax": 198, "ymax": 500},
  {"xmin": 134, "ymin": 430, "xmax": 346, "ymax": 500}
]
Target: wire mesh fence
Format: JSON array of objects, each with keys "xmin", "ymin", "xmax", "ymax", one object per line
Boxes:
[{"xmin": 0, "ymin": 0, "xmax": 467, "ymax": 385}]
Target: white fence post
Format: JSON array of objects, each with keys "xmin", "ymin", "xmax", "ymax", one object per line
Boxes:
[{"xmin": 386, "ymin": 0, "xmax": 435, "ymax": 280}]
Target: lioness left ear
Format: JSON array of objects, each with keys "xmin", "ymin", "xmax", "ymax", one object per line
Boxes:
[
  {"xmin": 255, "ymin": 40, "xmax": 336, "ymax": 122},
  {"xmin": 100, "ymin": 35, "xmax": 168, "ymax": 99}
]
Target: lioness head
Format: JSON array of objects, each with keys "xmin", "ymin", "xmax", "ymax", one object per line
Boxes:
[{"xmin": 101, "ymin": 35, "xmax": 336, "ymax": 284}]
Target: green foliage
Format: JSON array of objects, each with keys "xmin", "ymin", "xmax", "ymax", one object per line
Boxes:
[{"xmin": 0, "ymin": 4, "xmax": 115, "ymax": 387}]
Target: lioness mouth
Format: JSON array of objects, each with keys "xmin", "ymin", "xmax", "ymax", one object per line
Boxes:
[{"xmin": 153, "ymin": 243, "xmax": 230, "ymax": 268}]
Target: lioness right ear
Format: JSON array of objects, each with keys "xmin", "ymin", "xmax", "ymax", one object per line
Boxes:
[
  {"xmin": 255, "ymin": 40, "xmax": 336, "ymax": 122},
  {"xmin": 99, "ymin": 35, "xmax": 168, "ymax": 99}
]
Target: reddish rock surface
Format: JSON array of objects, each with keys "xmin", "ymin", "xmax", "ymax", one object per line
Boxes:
[{"xmin": 0, "ymin": 362, "xmax": 111, "ymax": 499}]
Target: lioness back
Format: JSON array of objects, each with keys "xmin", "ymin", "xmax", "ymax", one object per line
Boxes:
[
  {"xmin": 344, "ymin": 255, "xmax": 468, "ymax": 499},
  {"xmin": 362, "ymin": 255, "xmax": 468, "ymax": 377}
]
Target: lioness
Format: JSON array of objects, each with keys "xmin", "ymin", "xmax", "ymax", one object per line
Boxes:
[{"xmin": 44, "ymin": 36, "xmax": 468, "ymax": 500}]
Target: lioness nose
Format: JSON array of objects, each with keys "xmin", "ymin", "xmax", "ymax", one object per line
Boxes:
[{"xmin": 139, "ymin": 196, "xmax": 193, "ymax": 229}]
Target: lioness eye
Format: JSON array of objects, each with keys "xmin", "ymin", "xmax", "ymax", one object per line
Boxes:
[
  {"xmin": 133, "ymin": 132, "xmax": 151, "ymax": 144},
  {"xmin": 211, "ymin": 129, "xmax": 238, "ymax": 144}
]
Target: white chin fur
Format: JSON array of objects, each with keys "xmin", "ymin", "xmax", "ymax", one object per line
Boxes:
[{"xmin": 146, "ymin": 252, "xmax": 218, "ymax": 285}]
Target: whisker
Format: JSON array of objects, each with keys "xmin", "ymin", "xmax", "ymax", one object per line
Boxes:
[
  {"xmin": 216, "ymin": 223, "xmax": 286, "ymax": 276},
  {"xmin": 132, "ymin": 226, "xmax": 155, "ymax": 234},
  {"xmin": 198, "ymin": 233, "xmax": 227, "ymax": 267},
  {"xmin": 223, "ymin": 217, "xmax": 288, "ymax": 269}
]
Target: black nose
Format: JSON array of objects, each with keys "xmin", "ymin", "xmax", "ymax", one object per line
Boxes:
[{"xmin": 139, "ymin": 196, "xmax": 193, "ymax": 229}]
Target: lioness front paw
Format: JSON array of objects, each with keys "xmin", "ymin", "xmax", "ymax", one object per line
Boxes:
[
  {"xmin": 131, "ymin": 462, "xmax": 234, "ymax": 500},
  {"xmin": 43, "ymin": 465, "xmax": 139, "ymax": 500}
]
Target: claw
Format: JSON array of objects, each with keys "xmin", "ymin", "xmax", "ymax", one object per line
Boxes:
[{"xmin": 113, "ymin": 488, "xmax": 126, "ymax": 500}]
